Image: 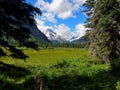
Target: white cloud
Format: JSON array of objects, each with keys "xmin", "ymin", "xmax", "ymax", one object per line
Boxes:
[
  {"xmin": 35, "ymin": 0, "xmax": 50, "ymax": 11},
  {"xmin": 36, "ymin": 19, "xmax": 74, "ymax": 41},
  {"xmin": 72, "ymin": 0, "xmax": 86, "ymax": 11},
  {"xmin": 73, "ymin": 0, "xmax": 86, "ymax": 5},
  {"xmin": 58, "ymin": 10, "xmax": 73, "ymax": 19},
  {"xmin": 44, "ymin": 13, "xmax": 57, "ymax": 23},
  {"xmin": 35, "ymin": 0, "xmax": 57, "ymax": 23},
  {"xmin": 36, "ymin": 18, "xmax": 87, "ymax": 41},
  {"xmin": 49, "ymin": 0, "xmax": 73, "ymax": 19},
  {"xmin": 74, "ymin": 23, "xmax": 86, "ymax": 38},
  {"xmin": 35, "ymin": 0, "xmax": 87, "ymax": 41},
  {"xmin": 35, "ymin": 0, "xmax": 86, "ymax": 20},
  {"xmin": 36, "ymin": 18, "xmax": 53, "ymax": 33},
  {"xmin": 54, "ymin": 24, "xmax": 73, "ymax": 40}
]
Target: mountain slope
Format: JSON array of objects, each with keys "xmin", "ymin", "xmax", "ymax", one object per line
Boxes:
[
  {"xmin": 72, "ymin": 36, "xmax": 89, "ymax": 43},
  {"xmin": 30, "ymin": 25, "xmax": 51, "ymax": 43},
  {"xmin": 41, "ymin": 29, "xmax": 66, "ymax": 43}
]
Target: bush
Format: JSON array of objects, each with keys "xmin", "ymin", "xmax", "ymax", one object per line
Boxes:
[{"xmin": 27, "ymin": 57, "xmax": 118, "ymax": 90}]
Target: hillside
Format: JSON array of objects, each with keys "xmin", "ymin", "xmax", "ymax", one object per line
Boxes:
[{"xmin": 30, "ymin": 25, "xmax": 51, "ymax": 43}]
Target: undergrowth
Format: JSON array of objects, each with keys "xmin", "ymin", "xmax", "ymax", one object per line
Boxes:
[{"xmin": 0, "ymin": 50, "xmax": 120, "ymax": 90}]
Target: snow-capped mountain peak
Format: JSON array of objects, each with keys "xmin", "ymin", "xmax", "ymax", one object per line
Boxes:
[
  {"xmin": 41, "ymin": 29, "xmax": 65, "ymax": 42},
  {"xmin": 40, "ymin": 28, "xmax": 81, "ymax": 43}
]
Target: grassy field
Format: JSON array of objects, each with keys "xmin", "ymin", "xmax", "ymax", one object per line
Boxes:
[
  {"xmin": 0, "ymin": 48, "xmax": 88, "ymax": 66},
  {"xmin": 0, "ymin": 48, "xmax": 120, "ymax": 90}
]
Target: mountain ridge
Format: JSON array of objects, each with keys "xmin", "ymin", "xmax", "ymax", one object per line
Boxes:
[
  {"xmin": 30, "ymin": 25, "xmax": 51, "ymax": 43},
  {"xmin": 40, "ymin": 28, "xmax": 82, "ymax": 43}
]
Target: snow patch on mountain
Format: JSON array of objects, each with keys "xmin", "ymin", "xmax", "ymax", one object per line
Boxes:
[
  {"xmin": 39, "ymin": 28, "xmax": 82, "ymax": 42},
  {"xmin": 40, "ymin": 29, "xmax": 66, "ymax": 42}
]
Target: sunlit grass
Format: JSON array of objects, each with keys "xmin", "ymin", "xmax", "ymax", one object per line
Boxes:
[
  {"xmin": 0, "ymin": 48, "xmax": 119, "ymax": 90},
  {"xmin": 0, "ymin": 48, "xmax": 88, "ymax": 66}
]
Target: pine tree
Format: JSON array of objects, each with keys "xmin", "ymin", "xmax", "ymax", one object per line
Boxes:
[
  {"xmin": 0, "ymin": 0, "xmax": 41, "ymax": 59},
  {"xmin": 84, "ymin": 0, "xmax": 120, "ymax": 71}
]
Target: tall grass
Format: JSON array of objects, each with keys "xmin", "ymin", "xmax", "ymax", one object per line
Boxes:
[
  {"xmin": 0, "ymin": 48, "xmax": 88, "ymax": 66},
  {"xmin": 0, "ymin": 48, "xmax": 120, "ymax": 90},
  {"xmin": 25, "ymin": 57, "xmax": 117, "ymax": 90}
]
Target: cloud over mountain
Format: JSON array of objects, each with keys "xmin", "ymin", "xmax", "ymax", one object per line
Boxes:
[
  {"xmin": 35, "ymin": 0, "xmax": 86, "ymax": 22},
  {"xmin": 36, "ymin": 19, "xmax": 86, "ymax": 41},
  {"xmin": 54, "ymin": 24, "xmax": 73, "ymax": 40},
  {"xmin": 35, "ymin": 0, "xmax": 87, "ymax": 42},
  {"xmin": 75, "ymin": 23, "xmax": 87, "ymax": 38}
]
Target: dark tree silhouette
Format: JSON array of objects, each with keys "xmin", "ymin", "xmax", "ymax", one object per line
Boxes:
[{"xmin": 0, "ymin": 0, "xmax": 41, "ymax": 59}]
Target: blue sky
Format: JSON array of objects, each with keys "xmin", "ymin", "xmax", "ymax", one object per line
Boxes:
[{"xmin": 26, "ymin": 0, "xmax": 87, "ymax": 40}]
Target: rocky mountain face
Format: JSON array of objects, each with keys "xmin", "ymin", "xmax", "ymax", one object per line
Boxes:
[
  {"xmin": 31, "ymin": 27, "xmax": 87, "ymax": 44},
  {"xmin": 30, "ymin": 25, "xmax": 51, "ymax": 43},
  {"xmin": 40, "ymin": 29, "xmax": 66, "ymax": 43},
  {"xmin": 40, "ymin": 28, "xmax": 85, "ymax": 43}
]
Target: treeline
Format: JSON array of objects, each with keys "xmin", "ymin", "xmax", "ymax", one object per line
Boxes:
[{"xmin": 37, "ymin": 41, "xmax": 89, "ymax": 48}]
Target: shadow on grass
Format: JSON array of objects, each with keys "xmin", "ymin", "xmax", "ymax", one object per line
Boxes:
[
  {"xmin": 28, "ymin": 59, "xmax": 120, "ymax": 90},
  {"xmin": 0, "ymin": 61, "xmax": 120, "ymax": 90},
  {"xmin": 0, "ymin": 61, "xmax": 31, "ymax": 90},
  {"xmin": 30, "ymin": 70, "xmax": 120, "ymax": 90},
  {"xmin": 0, "ymin": 61, "xmax": 30, "ymax": 78}
]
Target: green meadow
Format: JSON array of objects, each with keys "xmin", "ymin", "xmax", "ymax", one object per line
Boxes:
[
  {"xmin": 0, "ymin": 48, "xmax": 88, "ymax": 66},
  {"xmin": 0, "ymin": 48, "xmax": 120, "ymax": 90}
]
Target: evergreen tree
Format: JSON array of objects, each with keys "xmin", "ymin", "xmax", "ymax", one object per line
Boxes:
[
  {"xmin": 84, "ymin": 0, "xmax": 120, "ymax": 71},
  {"xmin": 0, "ymin": 0, "xmax": 41, "ymax": 59}
]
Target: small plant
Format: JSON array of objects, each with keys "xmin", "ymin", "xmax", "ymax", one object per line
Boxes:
[{"xmin": 116, "ymin": 81, "xmax": 120, "ymax": 90}]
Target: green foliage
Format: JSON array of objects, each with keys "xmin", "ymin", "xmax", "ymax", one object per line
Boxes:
[
  {"xmin": 0, "ymin": 0, "xmax": 41, "ymax": 59},
  {"xmin": 0, "ymin": 62, "xmax": 31, "ymax": 90},
  {"xmin": 0, "ymin": 48, "xmax": 88, "ymax": 66},
  {"xmin": 27, "ymin": 57, "xmax": 118, "ymax": 90},
  {"xmin": 84, "ymin": 0, "xmax": 120, "ymax": 65},
  {"xmin": 38, "ymin": 41, "xmax": 89, "ymax": 49},
  {"xmin": 116, "ymin": 81, "xmax": 120, "ymax": 90},
  {"xmin": 0, "ymin": 48, "xmax": 120, "ymax": 89}
]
